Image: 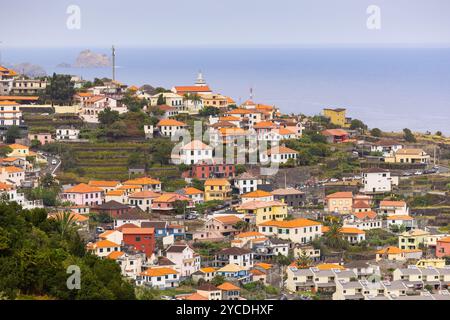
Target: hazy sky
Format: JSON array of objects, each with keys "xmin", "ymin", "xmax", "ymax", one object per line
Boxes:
[{"xmin": 1, "ymin": 0, "xmax": 450, "ymax": 47}]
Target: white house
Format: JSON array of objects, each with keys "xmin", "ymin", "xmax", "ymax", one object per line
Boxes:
[
  {"xmin": 362, "ymin": 168, "xmax": 397, "ymax": 194},
  {"xmin": 56, "ymin": 126, "xmax": 80, "ymax": 140},
  {"xmin": 150, "ymin": 92, "xmax": 184, "ymax": 109},
  {"xmin": 137, "ymin": 267, "xmax": 180, "ymax": 289},
  {"xmin": 178, "ymin": 140, "xmax": 213, "ymax": 165},
  {"xmin": 0, "ymin": 100, "xmax": 22, "ymax": 126},
  {"xmin": 215, "ymin": 247, "xmax": 254, "ymax": 269},
  {"xmin": 379, "ymin": 200, "xmax": 410, "ymax": 216},
  {"xmin": 87, "ymin": 240, "xmax": 121, "ymax": 258},
  {"xmin": 258, "ymin": 218, "xmax": 323, "ymax": 244},
  {"xmin": 260, "ymin": 145, "xmax": 298, "ymax": 165},
  {"xmin": 165, "ymin": 244, "xmax": 201, "ymax": 277},
  {"xmin": 0, "ymin": 166, "xmax": 25, "ymax": 186},
  {"xmin": 370, "ymin": 140, "xmax": 403, "ymax": 157},
  {"xmin": 234, "ymin": 172, "xmax": 263, "ymax": 194},
  {"xmin": 156, "ymin": 119, "xmax": 187, "ymax": 137}
]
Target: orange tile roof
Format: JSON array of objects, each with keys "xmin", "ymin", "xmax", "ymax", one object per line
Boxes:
[
  {"xmin": 184, "ymin": 293, "xmax": 208, "ymax": 300},
  {"xmin": 0, "ymin": 95, "xmax": 39, "ymax": 101},
  {"xmin": 241, "ymin": 190, "xmax": 273, "ymax": 198},
  {"xmin": 214, "ymin": 215, "xmax": 242, "ymax": 224},
  {"xmin": 140, "ymin": 267, "xmax": 178, "ymax": 277},
  {"xmin": 200, "ymin": 267, "xmax": 216, "ymax": 273},
  {"xmin": 2, "ymin": 166, "xmax": 24, "ymax": 173},
  {"xmin": 8, "ymin": 143, "xmax": 28, "ymax": 150},
  {"xmin": 353, "ymin": 211, "xmax": 378, "ymax": 220},
  {"xmin": 180, "ymin": 140, "xmax": 212, "ymax": 150},
  {"xmin": 123, "ymin": 177, "xmax": 161, "ymax": 186},
  {"xmin": 182, "ymin": 187, "xmax": 204, "ymax": 195},
  {"xmin": 326, "ymin": 191, "xmax": 353, "ymax": 199},
  {"xmin": 255, "ymin": 262, "xmax": 273, "ymax": 270},
  {"xmin": 91, "ymin": 240, "xmax": 120, "ymax": 249},
  {"xmin": 227, "ymin": 108, "xmax": 252, "ymax": 115},
  {"xmin": 0, "ymin": 182, "xmax": 13, "ymax": 191},
  {"xmin": 107, "ymin": 251, "xmax": 125, "ymax": 260},
  {"xmin": 88, "ymin": 180, "xmax": 120, "ymax": 188},
  {"xmin": 156, "ymin": 118, "xmax": 187, "ymax": 127},
  {"xmin": 259, "ymin": 218, "xmax": 321, "ymax": 228},
  {"xmin": 237, "ymin": 200, "xmax": 285, "ymax": 210},
  {"xmin": 217, "ymin": 282, "xmax": 241, "ymax": 291},
  {"xmin": 339, "ymin": 227, "xmax": 365, "ymax": 234},
  {"xmin": 265, "ymin": 146, "xmax": 298, "ymax": 155},
  {"xmin": 253, "ymin": 121, "xmax": 277, "ymax": 129},
  {"xmin": 219, "ymin": 116, "xmax": 241, "ymax": 122},
  {"xmin": 353, "ymin": 200, "xmax": 371, "ymax": 209},
  {"xmin": 218, "ymin": 127, "xmax": 248, "ymax": 136},
  {"xmin": 204, "ymin": 178, "xmax": 230, "ymax": 186},
  {"xmin": 235, "ymin": 231, "xmax": 264, "ymax": 239},
  {"xmin": 129, "ymin": 190, "xmax": 160, "ymax": 198},
  {"xmin": 387, "ymin": 215, "xmax": 413, "ymax": 220},
  {"xmin": 122, "ymin": 227, "xmax": 154, "ymax": 235},
  {"xmin": 250, "ymin": 269, "xmax": 266, "ymax": 276},
  {"xmin": 64, "ymin": 183, "xmax": 103, "ymax": 194},
  {"xmin": 322, "ymin": 129, "xmax": 349, "ymax": 136},
  {"xmin": 106, "ymin": 190, "xmax": 125, "ymax": 196},
  {"xmin": 380, "ymin": 200, "xmax": 406, "ymax": 207},
  {"xmin": 316, "ymin": 263, "xmax": 345, "ymax": 270},
  {"xmin": 437, "ymin": 237, "xmax": 450, "ymax": 243},
  {"xmin": 376, "ymin": 246, "xmax": 403, "ymax": 255},
  {"xmin": 0, "ymin": 101, "xmax": 19, "ymax": 106},
  {"xmin": 153, "ymin": 193, "xmax": 190, "ymax": 203}
]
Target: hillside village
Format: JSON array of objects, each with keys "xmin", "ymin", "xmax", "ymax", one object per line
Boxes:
[{"xmin": 1, "ymin": 64, "xmax": 450, "ymax": 300}]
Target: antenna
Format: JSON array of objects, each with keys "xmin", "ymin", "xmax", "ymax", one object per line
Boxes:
[{"xmin": 112, "ymin": 45, "xmax": 116, "ymax": 81}]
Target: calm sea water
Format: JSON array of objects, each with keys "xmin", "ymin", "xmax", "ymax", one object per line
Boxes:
[{"xmin": 3, "ymin": 47, "xmax": 450, "ymax": 134}]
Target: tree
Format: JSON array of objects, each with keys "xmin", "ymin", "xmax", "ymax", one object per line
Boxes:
[
  {"xmin": 199, "ymin": 106, "xmax": 220, "ymax": 117},
  {"xmin": 370, "ymin": 128, "xmax": 382, "ymax": 137},
  {"xmin": 211, "ymin": 275, "xmax": 225, "ymax": 286},
  {"xmin": 53, "ymin": 211, "xmax": 78, "ymax": 237},
  {"xmin": 148, "ymin": 139, "xmax": 174, "ymax": 165},
  {"xmin": 350, "ymin": 119, "xmax": 367, "ymax": 131},
  {"xmin": 173, "ymin": 200, "xmax": 190, "ymax": 216},
  {"xmin": 98, "ymin": 107, "xmax": 120, "ymax": 126},
  {"xmin": 0, "ymin": 146, "xmax": 12, "ymax": 157},
  {"xmin": 41, "ymin": 73, "xmax": 75, "ymax": 105},
  {"xmin": 5, "ymin": 126, "xmax": 22, "ymax": 143},
  {"xmin": 234, "ymin": 221, "xmax": 250, "ymax": 232},
  {"xmin": 156, "ymin": 94, "xmax": 165, "ymax": 105},
  {"xmin": 436, "ymin": 131, "xmax": 443, "ymax": 137},
  {"xmin": 324, "ymin": 220, "xmax": 348, "ymax": 250},
  {"xmin": 295, "ymin": 251, "xmax": 312, "ymax": 269},
  {"xmin": 403, "ymin": 128, "xmax": 417, "ymax": 143}
]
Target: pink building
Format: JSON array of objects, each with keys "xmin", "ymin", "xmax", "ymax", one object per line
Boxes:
[
  {"xmin": 28, "ymin": 133, "xmax": 54, "ymax": 145},
  {"xmin": 436, "ymin": 237, "xmax": 450, "ymax": 258},
  {"xmin": 63, "ymin": 183, "xmax": 104, "ymax": 206}
]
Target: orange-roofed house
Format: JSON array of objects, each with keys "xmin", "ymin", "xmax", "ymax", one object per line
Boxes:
[
  {"xmin": 88, "ymin": 180, "xmax": 121, "ymax": 193},
  {"xmin": 137, "ymin": 267, "xmax": 180, "ymax": 289},
  {"xmin": 0, "ymin": 66, "xmax": 18, "ymax": 95},
  {"xmin": 128, "ymin": 190, "xmax": 161, "ymax": 212},
  {"xmin": 0, "ymin": 166, "xmax": 25, "ymax": 186},
  {"xmin": 344, "ymin": 211, "xmax": 382, "ymax": 231},
  {"xmin": 87, "ymin": 239, "xmax": 121, "ymax": 258},
  {"xmin": 105, "ymin": 189, "xmax": 127, "ymax": 203},
  {"xmin": 172, "ymin": 85, "xmax": 212, "ymax": 96},
  {"xmin": 178, "ymin": 140, "xmax": 213, "ymax": 165},
  {"xmin": 123, "ymin": 177, "xmax": 162, "ymax": 192},
  {"xmin": 217, "ymin": 282, "xmax": 241, "ymax": 300},
  {"xmin": 236, "ymin": 201, "xmax": 288, "ymax": 225},
  {"xmin": 6, "ymin": 143, "xmax": 30, "ymax": 159},
  {"xmin": 321, "ymin": 129, "xmax": 350, "ymax": 144},
  {"xmin": 151, "ymin": 193, "xmax": 194, "ymax": 213},
  {"xmin": 209, "ymin": 127, "xmax": 249, "ymax": 146},
  {"xmin": 192, "ymin": 267, "xmax": 217, "ymax": 283},
  {"xmin": 200, "ymin": 93, "xmax": 229, "ymax": 109},
  {"xmin": 436, "ymin": 237, "xmax": 450, "ymax": 258},
  {"xmin": 338, "ymin": 227, "xmax": 366, "ymax": 244},
  {"xmin": 375, "ymin": 246, "xmax": 422, "ymax": 262},
  {"xmin": 62, "ymin": 183, "xmax": 104, "ymax": 206},
  {"xmin": 205, "ymin": 215, "xmax": 242, "ymax": 237},
  {"xmin": 241, "ymin": 190, "xmax": 274, "ymax": 203},
  {"xmin": 122, "ymin": 227, "xmax": 155, "ymax": 257},
  {"xmin": 259, "ymin": 145, "xmax": 298, "ymax": 165},
  {"xmin": 325, "ymin": 191, "xmax": 354, "ymax": 214},
  {"xmin": 182, "ymin": 293, "xmax": 209, "ymax": 300},
  {"xmin": 258, "ymin": 218, "xmax": 323, "ymax": 243},
  {"xmin": 176, "ymin": 186, "xmax": 204, "ymax": 204},
  {"xmin": 379, "ymin": 200, "xmax": 409, "ymax": 216},
  {"xmin": 204, "ymin": 178, "xmax": 231, "ymax": 202},
  {"xmin": 156, "ymin": 118, "xmax": 187, "ymax": 137},
  {"xmin": 386, "ymin": 215, "xmax": 416, "ymax": 231}
]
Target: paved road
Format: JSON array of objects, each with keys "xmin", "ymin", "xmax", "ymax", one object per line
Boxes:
[{"xmin": 39, "ymin": 153, "xmax": 61, "ymax": 176}]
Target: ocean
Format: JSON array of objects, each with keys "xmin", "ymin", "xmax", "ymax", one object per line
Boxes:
[{"xmin": 2, "ymin": 46, "xmax": 450, "ymax": 134}]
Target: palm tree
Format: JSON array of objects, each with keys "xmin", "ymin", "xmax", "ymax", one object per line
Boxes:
[
  {"xmin": 55, "ymin": 211, "xmax": 78, "ymax": 237},
  {"xmin": 324, "ymin": 219, "xmax": 347, "ymax": 250}
]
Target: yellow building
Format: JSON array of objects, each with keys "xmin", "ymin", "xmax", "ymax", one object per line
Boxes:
[
  {"xmin": 398, "ymin": 229, "xmax": 430, "ymax": 250},
  {"xmin": 385, "ymin": 148, "xmax": 430, "ymax": 164},
  {"xmin": 200, "ymin": 93, "xmax": 230, "ymax": 109},
  {"xmin": 416, "ymin": 258, "xmax": 447, "ymax": 268},
  {"xmin": 204, "ymin": 178, "xmax": 231, "ymax": 202},
  {"xmin": 236, "ymin": 200, "xmax": 288, "ymax": 225},
  {"xmin": 325, "ymin": 191, "xmax": 353, "ymax": 214},
  {"xmin": 322, "ymin": 108, "xmax": 348, "ymax": 127}
]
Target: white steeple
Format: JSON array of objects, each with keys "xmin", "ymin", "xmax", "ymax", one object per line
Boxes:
[{"xmin": 195, "ymin": 70, "xmax": 206, "ymax": 86}]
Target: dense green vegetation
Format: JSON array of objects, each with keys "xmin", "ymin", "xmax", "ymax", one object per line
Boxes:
[{"xmin": 0, "ymin": 202, "xmax": 135, "ymax": 299}]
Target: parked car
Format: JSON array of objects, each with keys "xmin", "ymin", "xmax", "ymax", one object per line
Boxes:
[
  {"xmin": 414, "ymin": 171, "xmax": 423, "ymax": 175},
  {"xmin": 96, "ymin": 227, "xmax": 105, "ymax": 233},
  {"xmin": 51, "ymin": 159, "xmax": 58, "ymax": 165}
]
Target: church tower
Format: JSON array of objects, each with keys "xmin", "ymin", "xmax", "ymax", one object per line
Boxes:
[{"xmin": 195, "ymin": 70, "xmax": 206, "ymax": 86}]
